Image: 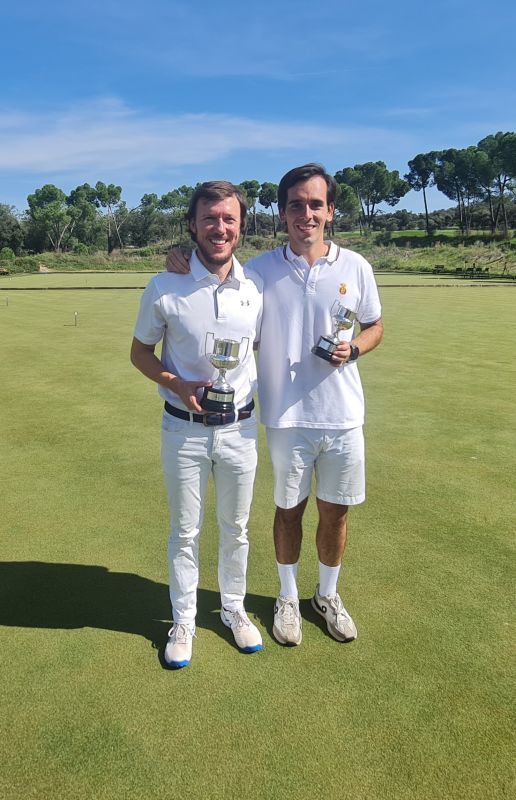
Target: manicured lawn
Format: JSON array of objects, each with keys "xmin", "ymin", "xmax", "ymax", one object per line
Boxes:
[
  {"xmin": 3, "ymin": 270, "xmax": 512, "ymax": 293},
  {"xmin": 0, "ymin": 278, "xmax": 514, "ymax": 800}
]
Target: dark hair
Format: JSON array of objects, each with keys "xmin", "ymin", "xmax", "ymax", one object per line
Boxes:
[
  {"xmin": 277, "ymin": 163, "xmax": 337, "ymax": 212},
  {"xmin": 187, "ymin": 181, "xmax": 247, "ymax": 241}
]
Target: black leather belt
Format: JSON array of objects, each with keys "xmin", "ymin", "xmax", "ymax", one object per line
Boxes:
[{"xmin": 164, "ymin": 399, "xmax": 254, "ymax": 427}]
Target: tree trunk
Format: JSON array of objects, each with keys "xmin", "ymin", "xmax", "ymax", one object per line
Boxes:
[
  {"xmin": 108, "ymin": 204, "xmax": 124, "ymax": 249},
  {"xmin": 501, "ymin": 195, "xmax": 508, "ymax": 237},
  {"xmin": 422, "ymin": 186, "xmax": 430, "ymax": 234},
  {"xmin": 487, "ymin": 190, "xmax": 496, "ymax": 234},
  {"xmin": 271, "ymin": 206, "xmax": 277, "ymax": 238}
]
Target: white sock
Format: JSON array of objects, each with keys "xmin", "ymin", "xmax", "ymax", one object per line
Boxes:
[
  {"xmin": 319, "ymin": 563, "xmax": 341, "ymax": 598},
  {"xmin": 277, "ymin": 562, "xmax": 299, "ymax": 599}
]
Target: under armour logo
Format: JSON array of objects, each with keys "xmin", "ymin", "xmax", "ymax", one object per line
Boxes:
[{"xmin": 240, "ymin": 299, "xmax": 250, "ymax": 306}]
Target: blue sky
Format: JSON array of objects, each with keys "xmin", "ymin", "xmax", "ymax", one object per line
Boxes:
[{"xmin": 1, "ymin": 0, "xmax": 515, "ymax": 214}]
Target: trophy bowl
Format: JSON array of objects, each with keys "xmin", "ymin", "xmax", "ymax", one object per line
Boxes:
[{"xmin": 201, "ymin": 335, "xmax": 248, "ymax": 413}]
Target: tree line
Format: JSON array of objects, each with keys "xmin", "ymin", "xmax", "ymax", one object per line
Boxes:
[{"xmin": 0, "ymin": 131, "xmax": 514, "ymax": 257}]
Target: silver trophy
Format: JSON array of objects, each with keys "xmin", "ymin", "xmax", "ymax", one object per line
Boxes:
[
  {"xmin": 201, "ymin": 334, "xmax": 249, "ymax": 412},
  {"xmin": 312, "ymin": 303, "xmax": 356, "ymax": 362}
]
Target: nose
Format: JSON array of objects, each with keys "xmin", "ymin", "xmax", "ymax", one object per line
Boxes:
[
  {"xmin": 213, "ymin": 216, "xmax": 225, "ymax": 231},
  {"xmin": 299, "ymin": 203, "xmax": 312, "ymax": 219}
]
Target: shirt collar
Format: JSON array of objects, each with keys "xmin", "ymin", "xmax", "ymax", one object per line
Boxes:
[
  {"xmin": 190, "ymin": 249, "xmax": 244, "ymax": 286},
  {"xmin": 284, "ymin": 241, "xmax": 340, "ymax": 266}
]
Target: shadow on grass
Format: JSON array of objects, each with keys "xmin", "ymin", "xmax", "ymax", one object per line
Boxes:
[{"xmin": 0, "ymin": 561, "xmax": 273, "ymax": 651}]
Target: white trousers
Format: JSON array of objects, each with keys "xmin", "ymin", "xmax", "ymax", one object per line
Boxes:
[{"xmin": 161, "ymin": 412, "xmax": 258, "ymax": 625}]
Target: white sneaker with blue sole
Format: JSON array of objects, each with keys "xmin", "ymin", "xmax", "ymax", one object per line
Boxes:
[
  {"xmin": 220, "ymin": 607, "xmax": 263, "ymax": 653},
  {"xmin": 164, "ymin": 623, "xmax": 195, "ymax": 668}
]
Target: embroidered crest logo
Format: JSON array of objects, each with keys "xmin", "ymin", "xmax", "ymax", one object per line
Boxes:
[{"xmin": 339, "ymin": 283, "xmax": 347, "ymax": 295}]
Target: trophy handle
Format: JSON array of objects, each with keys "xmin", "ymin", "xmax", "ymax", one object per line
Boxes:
[
  {"xmin": 240, "ymin": 336, "xmax": 250, "ymax": 360},
  {"xmin": 205, "ymin": 332, "xmax": 215, "ymax": 357}
]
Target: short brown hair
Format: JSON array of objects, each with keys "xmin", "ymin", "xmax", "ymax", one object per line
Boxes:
[
  {"xmin": 187, "ymin": 181, "xmax": 248, "ymax": 241},
  {"xmin": 278, "ymin": 164, "xmax": 337, "ymax": 212}
]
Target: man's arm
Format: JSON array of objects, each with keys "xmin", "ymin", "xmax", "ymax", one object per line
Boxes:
[
  {"xmin": 130, "ymin": 337, "xmax": 207, "ymax": 412},
  {"xmin": 331, "ymin": 318, "xmax": 384, "ymax": 365}
]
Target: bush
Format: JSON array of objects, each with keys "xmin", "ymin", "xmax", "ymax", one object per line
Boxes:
[
  {"xmin": 245, "ymin": 236, "xmax": 272, "ymax": 250},
  {"xmin": 128, "ymin": 246, "xmax": 155, "ymax": 257},
  {"xmin": 0, "ymin": 247, "xmax": 15, "ymax": 261},
  {"xmin": 72, "ymin": 242, "xmax": 89, "ymax": 255},
  {"xmin": 9, "ymin": 256, "xmax": 40, "ymax": 273}
]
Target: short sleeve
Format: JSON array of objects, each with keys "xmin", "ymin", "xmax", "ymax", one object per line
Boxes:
[{"xmin": 133, "ymin": 280, "xmax": 167, "ymax": 345}]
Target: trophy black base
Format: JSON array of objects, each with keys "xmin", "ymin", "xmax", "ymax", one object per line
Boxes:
[
  {"xmin": 312, "ymin": 337, "xmax": 337, "ymax": 362},
  {"xmin": 200, "ymin": 386, "xmax": 235, "ymax": 413}
]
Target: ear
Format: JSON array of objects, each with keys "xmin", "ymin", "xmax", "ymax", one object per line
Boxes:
[
  {"xmin": 327, "ymin": 203, "xmax": 335, "ymax": 223},
  {"xmin": 189, "ymin": 219, "xmax": 197, "ymax": 237},
  {"xmin": 279, "ymin": 207, "xmax": 286, "ymax": 223}
]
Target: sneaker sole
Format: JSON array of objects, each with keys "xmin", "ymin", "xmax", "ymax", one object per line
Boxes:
[
  {"xmin": 240, "ymin": 643, "xmax": 264, "ymax": 653},
  {"xmin": 272, "ymin": 624, "xmax": 302, "ymax": 646},
  {"xmin": 310, "ymin": 596, "xmax": 357, "ymax": 643},
  {"xmin": 164, "ymin": 657, "xmax": 190, "ymax": 669}
]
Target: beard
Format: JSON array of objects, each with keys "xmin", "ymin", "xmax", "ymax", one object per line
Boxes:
[{"xmin": 195, "ymin": 240, "xmax": 236, "ymax": 271}]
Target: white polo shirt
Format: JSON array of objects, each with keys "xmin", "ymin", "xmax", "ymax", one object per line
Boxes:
[
  {"xmin": 247, "ymin": 242, "xmax": 381, "ymax": 429},
  {"xmin": 133, "ymin": 251, "xmax": 263, "ymax": 412}
]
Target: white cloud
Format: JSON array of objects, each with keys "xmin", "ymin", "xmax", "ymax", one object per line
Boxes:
[{"xmin": 0, "ymin": 98, "xmax": 412, "ymax": 175}]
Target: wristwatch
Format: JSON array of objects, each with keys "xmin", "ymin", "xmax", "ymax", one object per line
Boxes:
[{"xmin": 349, "ymin": 344, "xmax": 360, "ymax": 362}]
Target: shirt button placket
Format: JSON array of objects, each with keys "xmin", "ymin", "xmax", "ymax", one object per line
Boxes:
[
  {"xmin": 216, "ymin": 285, "xmax": 228, "ymax": 322},
  {"xmin": 306, "ymin": 263, "xmax": 318, "ymax": 295}
]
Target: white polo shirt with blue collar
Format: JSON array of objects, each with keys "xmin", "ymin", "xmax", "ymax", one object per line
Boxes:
[
  {"xmin": 133, "ymin": 250, "xmax": 263, "ymax": 412},
  {"xmin": 247, "ymin": 242, "xmax": 381, "ymax": 430}
]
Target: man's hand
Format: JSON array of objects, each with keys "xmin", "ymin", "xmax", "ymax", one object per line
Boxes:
[
  {"xmin": 166, "ymin": 247, "xmax": 192, "ymax": 274},
  {"xmin": 170, "ymin": 377, "xmax": 210, "ymax": 412},
  {"xmin": 329, "ymin": 318, "xmax": 384, "ymax": 366},
  {"xmin": 330, "ymin": 341, "xmax": 352, "ymax": 365}
]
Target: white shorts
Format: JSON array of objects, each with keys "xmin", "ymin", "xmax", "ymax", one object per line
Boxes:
[{"xmin": 266, "ymin": 426, "xmax": 365, "ymax": 509}]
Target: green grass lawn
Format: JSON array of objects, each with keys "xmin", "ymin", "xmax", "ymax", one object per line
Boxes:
[
  {"xmin": 2, "ymin": 270, "xmax": 513, "ymax": 293},
  {"xmin": 0, "ymin": 278, "xmax": 514, "ymax": 800}
]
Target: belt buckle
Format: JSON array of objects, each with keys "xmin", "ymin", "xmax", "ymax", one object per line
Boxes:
[
  {"xmin": 203, "ymin": 411, "xmax": 236, "ymax": 426},
  {"xmin": 203, "ymin": 413, "xmax": 221, "ymax": 427}
]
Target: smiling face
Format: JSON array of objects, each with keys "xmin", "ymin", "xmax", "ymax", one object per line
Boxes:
[
  {"xmin": 280, "ymin": 175, "xmax": 334, "ymax": 258},
  {"xmin": 189, "ymin": 195, "xmax": 242, "ymax": 273}
]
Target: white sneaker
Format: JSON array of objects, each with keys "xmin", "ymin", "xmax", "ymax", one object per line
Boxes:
[
  {"xmin": 220, "ymin": 607, "xmax": 263, "ymax": 653},
  {"xmin": 311, "ymin": 584, "xmax": 357, "ymax": 642},
  {"xmin": 164, "ymin": 623, "xmax": 195, "ymax": 668},
  {"xmin": 273, "ymin": 596, "xmax": 302, "ymax": 646}
]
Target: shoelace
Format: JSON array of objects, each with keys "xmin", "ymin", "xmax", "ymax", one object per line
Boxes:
[
  {"xmin": 279, "ymin": 599, "xmax": 298, "ymax": 626},
  {"xmin": 168, "ymin": 623, "xmax": 196, "ymax": 643},
  {"xmin": 328, "ymin": 594, "xmax": 350, "ymax": 622},
  {"xmin": 228, "ymin": 610, "xmax": 251, "ymax": 629}
]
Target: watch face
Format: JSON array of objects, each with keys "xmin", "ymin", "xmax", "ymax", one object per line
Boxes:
[{"xmin": 350, "ymin": 345, "xmax": 359, "ymax": 361}]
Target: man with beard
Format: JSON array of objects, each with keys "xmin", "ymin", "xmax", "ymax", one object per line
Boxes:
[{"xmin": 131, "ymin": 181, "xmax": 263, "ymax": 668}]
